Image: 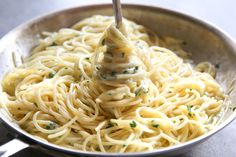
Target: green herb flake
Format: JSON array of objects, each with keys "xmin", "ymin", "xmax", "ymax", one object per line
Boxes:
[
  {"xmin": 123, "ymin": 70, "xmax": 129, "ymax": 74},
  {"xmin": 130, "ymin": 121, "xmax": 137, "ymax": 128},
  {"xmin": 122, "ymin": 144, "xmax": 126, "ymax": 147},
  {"xmin": 51, "ymin": 42, "xmax": 57, "ymax": 46},
  {"xmin": 232, "ymin": 107, "xmax": 236, "ymax": 111},
  {"xmin": 106, "ymin": 122, "xmax": 115, "ymax": 128},
  {"xmin": 187, "ymin": 105, "xmax": 192, "ymax": 111},
  {"xmin": 182, "ymin": 41, "xmax": 187, "ymax": 45},
  {"xmin": 85, "ymin": 57, "xmax": 89, "ymax": 61},
  {"xmin": 107, "ymin": 51, "xmax": 113, "ymax": 57},
  {"xmin": 152, "ymin": 124, "xmax": 159, "ymax": 128},
  {"xmin": 111, "ymin": 71, "xmax": 117, "ymax": 77},
  {"xmin": 135, "ymin": 87, "xmax": 149, "ymax": 96},
  {"xmin": 134, "ymin": 66, "xmax": 139, "ymax": 73},
  {"xmin": 121, "ymin": 53, "xmax": 125, "ymax": 58},
  {"xmin": 34, "ymin": 103, "xmax": 38, "ymax": 107},
  {"xmin": 96, "ymin": 147, "xmax": 101, "ymax": 151},
  {"xmin": 187, "ymin": 105, "xmax": 193, "ymax": 117},
  {"xmin": 101, "ymin": 39, "xmax": 105, "ymax": 45},
  {"xmin": 135, "ymin": 88, "xmax": 142, "ymax": 96},
  {"xmin": 48, "ymin": 72, "xmax": 55, "ymax": 78},
  {"xmin": 100, "ymin": 73, "xmax": 107, "ymax": 80},
  {"xmin": 215, "ymin": 64, "xmax": 220, "ymax": 69},
  {"xmin": 45, "ymin": 122, "xmax": 56, "ymax": 130}
]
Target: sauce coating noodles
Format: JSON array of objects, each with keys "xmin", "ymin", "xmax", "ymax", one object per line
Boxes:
[{"xmin": 0, "ymin": 15, "xmax": 224, "ymax": 153}]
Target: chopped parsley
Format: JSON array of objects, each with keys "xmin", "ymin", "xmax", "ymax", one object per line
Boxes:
[
  {"xmin": 130, "ymin": 121, "xmax": 137, "ymax": 128},
  {"xmin": 152, "ymin": 124, "xmax": 159, "ymax": 128},
  {"xmin": 122, "ymin": 144, "xmax": 126, "ymax": 147},
  {"xmin": 135, "ymin": 87, "xmax": 149, "ymax": 96},
  {"xmin": 135, "ymin": 88, "xmax": 143, "ymax": 96},
  {"xmin": 45, "ymin": 122, "xmax": 56, "ymax": 130},
  {"xmin": 151, "ymin": 120, "xmax": 159, "ymax": 128},
  {"xmin": 51, "ymin": 42, "xmax": 57, "ymax": 46},
  {"xmin": 182, "ymin": 41, "xmax": 187, "ymax": 45},
  {"xmin": 85, "ymin": 57, "xmax": 89, "ymax": 60},
  {"xmin": 187, "ymin": 105, "xmax": 193, "ymax": 117},
  {"xmin": 107, "ymin": 51, "xmax": 113, "ymax": 57},
  {"xmin": 101, "ymin": 39, "xmax": 105, "ymax": 45},
  {"xmin": 99, "ymin": 71, "xmax": 117, "ymax": 80},
  {"xmin": 215, "ymin": 64, "xmax": 220, "ymax": 69},
  {"xmin": 133, "ymin": 66, "xmax": 139, "ymax": 73},
  {"xmin": 106, "ymin": 122, "xmax": 116, "ymax": 128},
  {"xmin": 48, "ymin": 72, "xmax": 55, "ymax": 78},
  {"xmin": 123, "ymin": 66, "xmax": 139, "ymax": 75},
  {"xmin": 121, "ymin": 53, "xmax": 125, "ymax": 58},
  {"xmin": 123, "ymin": 70, "xmax": 129, "ymax": 74},
  {"xmin": 34, "ymin": 103, "xmax": 38, "ymax": 107},
  {"xmin": 233, "ymin": 107, "xmax": 236, "ymax": 111},
  {"xmin": 100, "ymin": 73, "xmax": 107, "ymax": 79},
  {"xmin": 111, "ymin": 71, "xmax": 117, "ymax": 77}
]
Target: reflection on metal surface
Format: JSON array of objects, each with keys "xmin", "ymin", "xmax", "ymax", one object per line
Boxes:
[
  {"xmin": 0, "ymin": 4, "xmax": 235, "ymax": 157},
  {"xmin": 0, "ymin": 139, "xmax": 29, "ymax": 157}
]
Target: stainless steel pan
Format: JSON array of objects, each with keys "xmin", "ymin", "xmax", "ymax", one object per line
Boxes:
[{"xmin": 0, "ymin": 4, "xmax": 236, "ymax": 157}]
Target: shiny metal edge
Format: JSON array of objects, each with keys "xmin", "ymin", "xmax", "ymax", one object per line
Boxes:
[{"xmin": 0, "ymin": 3, "xmax": 236, "ymax": 157}]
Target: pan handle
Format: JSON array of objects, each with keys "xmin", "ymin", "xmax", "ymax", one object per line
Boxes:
[{"xmin": 0, "ymin": 138, "xmax": 29, "ymax": 157}]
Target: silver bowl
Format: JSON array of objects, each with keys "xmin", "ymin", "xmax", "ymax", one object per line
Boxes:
[{"xmin": 0, "ymin": 4, "xmax": 236, "ymax": 157}]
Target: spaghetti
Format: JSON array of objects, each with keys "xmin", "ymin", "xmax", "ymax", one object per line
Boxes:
[{"xmin": 0, "ymin": 15, "xmax": 224, "ymax": 153}]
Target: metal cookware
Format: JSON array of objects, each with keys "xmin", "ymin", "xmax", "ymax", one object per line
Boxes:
[{"xmin": 0, "ymin": 4, "xmax": 235, "ymax": 157}]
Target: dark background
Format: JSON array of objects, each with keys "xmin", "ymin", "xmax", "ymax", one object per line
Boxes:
[{"xmin": 0, "ymin": 0, "xmax": 236, "ymax": 156}]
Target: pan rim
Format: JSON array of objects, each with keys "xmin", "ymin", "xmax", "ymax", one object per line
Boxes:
[{"xmin": 0, "ymin": 3, "xmax": 236, "ymax": 156}]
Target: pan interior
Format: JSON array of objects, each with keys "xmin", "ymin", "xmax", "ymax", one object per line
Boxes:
[{"xmin": 0, "ymin": 4, "xmax": 235, "ymax": 155}]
